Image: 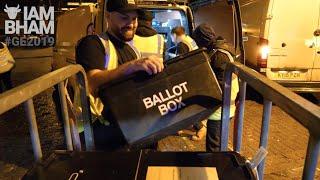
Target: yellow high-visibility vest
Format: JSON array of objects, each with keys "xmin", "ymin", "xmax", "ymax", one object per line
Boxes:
[
  {"xmin": 208, "ymin": 77, "xmax": 239, "ymax": 120},
  {"xmin": 77, "ymin": 33, "xmax": 141, "ymax": 130},
  {"xmin": 208, "ymin": 49, "xmax": 239, "ymax": 121},
  {"xmin": 133, "ymin": 34, "xmax": 165, "ymax": 58},
  {"xmin": 0, "ymin": 42, "xmax": 15, "ymax": 74},
  {"xmin": 180, "ymin": 35, "xmax": 199, "ymax": 51},
  {"xmin": 86, "ymin": 34, "xmax": 119, "ymax": 123},
  {"xmin": 98, "ymin": 33, "xmax": 119, "ymax": 70}
]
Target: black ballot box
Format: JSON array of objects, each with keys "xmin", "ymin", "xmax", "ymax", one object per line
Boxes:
[
  {"xmin": 23, "ymin": 151, "xmax": 256, "ymax": 180},
  {"xmin": 99, "ymin": 49, "xmax": 222, "ymax": 148}
]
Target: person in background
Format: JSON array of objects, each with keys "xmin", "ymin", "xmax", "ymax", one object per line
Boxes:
[
  {"xmin": 170, "ymin": 26, "xmax": 205, "ymax": 140},
  {"xmin": 133, "ymin": 10, "xmax": 165, "ymax": 59},
  {"xmin": 86, "ymin": 23, "xmax": 96, "ymax": 35},
  {"xmin": 76, "ymin": 0, "xmax": 164, "ymax": 150},
  {"xmin": 192, "ymin": 23, "xmax": 239, "ymax": 151},
  {"xmin": 170, "ymin": 26, "xmax": 198, "ymax": 56}
]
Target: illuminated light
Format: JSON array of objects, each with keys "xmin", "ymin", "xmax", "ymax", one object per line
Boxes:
[
  {"xmin": 260, "ymin": 45, "xmax": 270, "ymax": 60},
  {"xmin": 162, "ymin": 22, "xmax": 168, "ymax": 27},
  {"xmin": 257, "ymin": 38, "xmax": 269, "ymax": 68},
  {"xmin": 61, "ymin": 8, "xmax": 75, "ymax": 11}
]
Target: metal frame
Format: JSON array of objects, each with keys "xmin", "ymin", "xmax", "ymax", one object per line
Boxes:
[
  {"xmin": 221, "ymin": 61, "xmax": 320, "ymax": 180},
  {"xmin": 0, "ymin": 65, "xmax": 94, "ymax": 162}
]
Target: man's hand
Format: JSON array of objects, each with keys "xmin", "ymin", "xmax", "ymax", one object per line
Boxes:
[
  {"xmin": 127, "ymin": 55, "xmax": 164, "ymax": 75},
  {"xmin": 87, "ymin": 56, "xmax": 164, "ymax": 94}
]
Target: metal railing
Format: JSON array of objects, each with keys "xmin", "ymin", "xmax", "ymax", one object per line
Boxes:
[
  {"xmin": 221, "ymin": 61, "xmax": 320, "ymax": 180},
  {"xmin": 0, "ymin": 65, "xmax": 94, "ymax": 162}
]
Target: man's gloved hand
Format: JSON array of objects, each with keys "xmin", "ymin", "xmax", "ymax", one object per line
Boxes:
[{"xmin": 130, "ymin": 55, "xmax": 164, "ymax": 75}]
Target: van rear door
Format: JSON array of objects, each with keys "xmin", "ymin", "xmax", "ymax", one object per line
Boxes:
[
  {"xmin": 266, "ymin": 0, "xmax": 319, "ymax": 82},
  {"xmin": 53, "ymin": 5, "xmax": 96, "ymax": 69}
]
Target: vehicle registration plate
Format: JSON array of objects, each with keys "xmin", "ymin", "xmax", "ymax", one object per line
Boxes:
[{"xmin": 277, "ymin": 71, "xmax": 301, "ymax": 79}]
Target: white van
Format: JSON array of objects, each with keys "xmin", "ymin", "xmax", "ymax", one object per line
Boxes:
[{"xmin": 241, "ymin": 0, "xmax": 320, "ymax": 92}]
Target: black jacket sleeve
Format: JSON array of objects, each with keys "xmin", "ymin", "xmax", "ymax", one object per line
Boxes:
[
  {"xmin": 76, "ymin": 35, "xmax": 106, "ymax": 72},
  {"xmin": 176, "ymin": 42, "xmax": 190, "ymax": 55}
]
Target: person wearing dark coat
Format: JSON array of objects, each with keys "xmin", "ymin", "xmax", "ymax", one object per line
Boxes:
[{"xmin": 192, "ymin": 23, "xmax": 239, "ymax": 152}]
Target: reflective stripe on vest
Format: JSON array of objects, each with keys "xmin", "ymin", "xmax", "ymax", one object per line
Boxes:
[
  {"xmin": 181, "ymin": 35, "xmax": 198, "ymax": 51},
  {"xmin": 98, "ymin": 33, "xmax": 118, "ymax": 70},
  {"xmin": 86, "ymin": 34, "xmax": 120, "ymax": 124},
  {"xmin": 216, "ymin": 48, "xmax": 234, "ymax": 62},
  {"xmin": 133, "ymin": 34, "xmax": 164, "ymax": 58},
  {"xmin": 208, "ymin": 48, "xmax": 239, "ymax": 121},
  {"xmin": 90, "ymin": 33, "xmax": 141, "ymax": 121}
]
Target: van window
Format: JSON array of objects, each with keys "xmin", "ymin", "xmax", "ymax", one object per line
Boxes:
[{"xmin": 147, "ymin": 9, "xmax": 190, "ymax": 48}]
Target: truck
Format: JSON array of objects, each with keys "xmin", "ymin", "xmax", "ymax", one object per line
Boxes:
[{"xmin": 241, "ymin": 0, "xmax": 320, "ymax": 92}]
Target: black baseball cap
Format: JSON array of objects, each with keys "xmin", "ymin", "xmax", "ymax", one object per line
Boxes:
[
  {"xmin": 106, "ymin": 0, "xmax": 140, "ymax": 13},
  {"xmin": 192, "ymin": 23, "xmax": 216, "ymax": 48},
  {"xmin": 138, "ymin": 10, "xmax": 154, "ymax": 21}
]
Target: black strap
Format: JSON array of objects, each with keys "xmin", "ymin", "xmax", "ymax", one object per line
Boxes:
[{"xmin": 107, "ymin": 33, "xmax": 138, "ymax": 65}]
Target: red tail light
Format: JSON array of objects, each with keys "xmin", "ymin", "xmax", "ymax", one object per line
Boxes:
[{"xmin": 257, "ymin": 38, "xmax": 270, "ymax": 68}]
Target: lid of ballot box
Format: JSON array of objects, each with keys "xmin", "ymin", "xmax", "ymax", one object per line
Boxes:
[{"xmin": 23, "ymin": 151, "xmax": 255, "ymax": 180}]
